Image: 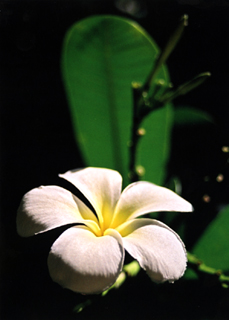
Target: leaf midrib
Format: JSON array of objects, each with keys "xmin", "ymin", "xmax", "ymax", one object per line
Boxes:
[{"xmin": 102, "ymin": 21, "xmax": 125, "ymax": 175}]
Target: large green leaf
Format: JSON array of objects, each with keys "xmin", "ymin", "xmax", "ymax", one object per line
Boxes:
[
  {"xmin": 62, "ymin": 15, "xmax": 172, "ymax": 186},
  {"xmin": 192, "ymin": 205, "xmax": 229, "ymax": 271}
]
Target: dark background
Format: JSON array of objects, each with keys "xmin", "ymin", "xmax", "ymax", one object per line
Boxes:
[{"xmin": 1, "ymin": 0, "xmax": 229, "ymax": 319}]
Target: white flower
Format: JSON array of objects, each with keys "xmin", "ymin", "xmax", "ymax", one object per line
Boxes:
[{"xmin": 17, "ymin": 167, "xmax": 193, "ymax": 294}]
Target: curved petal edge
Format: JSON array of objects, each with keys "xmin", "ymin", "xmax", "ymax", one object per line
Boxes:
[
  {"xmin": 122, "ymin": 221, "xmax": 187, "ymax": 283},
  {"xmin": 47, "ymin": 226, "xmax": 125, "ymax": 294}
]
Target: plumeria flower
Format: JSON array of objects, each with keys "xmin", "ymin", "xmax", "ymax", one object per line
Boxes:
[{"xmin": 17, "ymin": 167, "xmax": 192, "ymax": 294}]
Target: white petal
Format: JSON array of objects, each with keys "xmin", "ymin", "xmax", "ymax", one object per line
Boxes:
[
  {"xmin": 59, "ymin": 167, "xmax": 122, "ymax": 228},
  {"xmin": 116, "ymin": 218, "xmax": 157, "ymax": 237},
  {"xmin": 122, "ymin": 219, "xmax": 187, "ymax": 283},
  {"xmin": 111, "ymin": 181, "xmax": 193, "ymax": 228},
  {"xmin": 47, "ymin": 227, "xmax": 124, "ymax": 294},
  {"xmin": 17, "ymin": 185, "xmax": 100, "ymax": 237}
]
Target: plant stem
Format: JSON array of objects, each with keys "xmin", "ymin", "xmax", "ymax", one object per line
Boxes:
[
  {"xmin": 187, "ymin": 252, "xmax": 229, "ymax": 288},
  {"xmin": 142, "ymin": 14, "xmax": 188, "ymax": 92},
  {"xmin": 128, "ymin": 83, "xmax": 145, "ymax": 183}
]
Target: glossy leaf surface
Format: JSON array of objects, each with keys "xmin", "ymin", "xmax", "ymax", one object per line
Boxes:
[
  {"xmin": 62, "ymin": 15, "xmax": 172, "ymax": 186},
  {"xmin": 192, "ymin": 205, "xmax": 229, "ymax": 271}
]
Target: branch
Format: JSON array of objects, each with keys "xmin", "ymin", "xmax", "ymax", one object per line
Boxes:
[{"xmin": 187, "ymin": 252, "xmax": 229, "ymax": 288}]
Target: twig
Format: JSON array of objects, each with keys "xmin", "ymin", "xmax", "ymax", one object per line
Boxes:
[{"xmin": 187, "ymin": 252, "xmax": 229, "ymax": 288}]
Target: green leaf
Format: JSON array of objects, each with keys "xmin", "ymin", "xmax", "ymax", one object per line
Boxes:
[
  {"xmin": 136, "ymin": 104, "xmax": 173, "ymax": 185},
  {"xmin": 62, "ymin": 15, "xmax": 172, "ymax": 186},
  {"xmin": 192, "ymin": 205, "xmax": 229, "ymax": 271},
  {"xmin": 174, "ymin": 106, "xmax": 214, "ymax": 126},
  {"xmin": 184, "ymin": 268, "xmax": 198, "ymax": 280}
]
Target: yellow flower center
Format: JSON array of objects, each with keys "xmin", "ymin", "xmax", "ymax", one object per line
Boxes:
[{"xmin": 88, "ymin": 208, "xmax": 120, "ymax": 237}]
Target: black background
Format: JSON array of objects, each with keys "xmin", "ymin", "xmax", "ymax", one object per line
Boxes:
[{"xmin": 1, "ymin": 0, "xmax": 229, "ymax": 319}]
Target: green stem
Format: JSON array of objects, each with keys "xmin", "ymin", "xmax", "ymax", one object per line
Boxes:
[
  {"xmin": 142, "ymin": 14, "xmax": 188, "ymax": 92},
  {"xmin": 160, "ymin": 72, "xmax": 211, "ymax": 104},
  {"xmin": 102, "ymin": 261, "xmax": 141, "ymax": 296},
  {"xmin": 128, "ymin": 16, "xmax": 190, "ymax": 184},
  {"xmin": 187, "ymin": 252, "xmax": 229, "ymax": 288},
  {"xmin": 128, "ymin": 83, "xmax": 145, "ymax": 183}
]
